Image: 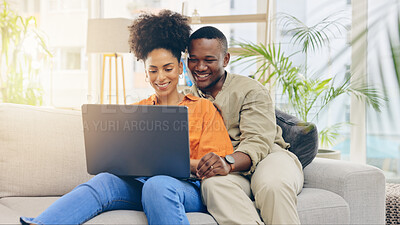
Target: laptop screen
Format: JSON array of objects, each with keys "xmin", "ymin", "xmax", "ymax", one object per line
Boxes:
[{"xmin": 82, "ymin": 104, "xmax": 190, "ymax": 178}]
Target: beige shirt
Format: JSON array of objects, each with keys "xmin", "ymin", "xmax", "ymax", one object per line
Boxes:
[{"xmin": 183, "ymin": 72, "xmax": 289, "ymax": 175}]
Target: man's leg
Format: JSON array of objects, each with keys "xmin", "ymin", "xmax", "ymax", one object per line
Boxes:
[
  {"xmin": 251, "ymin": 148, "xmax": 304, "ymax": 225},
  {"xmin": 201, "ymin": 173, "xmax": 264, "ymax": 224}
]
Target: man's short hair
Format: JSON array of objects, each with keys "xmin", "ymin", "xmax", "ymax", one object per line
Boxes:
[{"xmin": 189, "ymin": 26, "xmax": 228, "ymax": 53}]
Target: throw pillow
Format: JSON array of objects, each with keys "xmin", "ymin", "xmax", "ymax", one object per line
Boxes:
[{"xmin": 275, "ymin": 109, "xmax": 318, "ymax": 168}]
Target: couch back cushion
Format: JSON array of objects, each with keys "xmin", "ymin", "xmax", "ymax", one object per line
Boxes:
[
  {"xmin": 275, "ymin": 109, "xmax": 318, "ymax": 169},
  {"xmin": 0, "ymin": 103, "xmax": 92, "ymax": 198}
]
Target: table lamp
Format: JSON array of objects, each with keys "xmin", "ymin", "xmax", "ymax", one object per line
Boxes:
[{"xmin": 86, "ymin": 18, "xmax": 132, "ymax": 104}]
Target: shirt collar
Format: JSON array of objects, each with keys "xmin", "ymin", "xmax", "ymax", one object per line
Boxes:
[
  {"xmin": 183, "ymin": 93, "xmax": 198, "ymax": 102},
  {"xmin": 149, "ymin": 94, "xmax": 157, "ymax": 105},
  {"xmin": 149, "ymin": 93, "xmax": 198, "ymax": 105},
  {"xmin": 195, "ymin": 71, "xmax": 231, "ymax": 100}
]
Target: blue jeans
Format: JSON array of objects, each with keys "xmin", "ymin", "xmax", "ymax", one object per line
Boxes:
[{"xmin": 20, "ymin": 173, "xmax": 206, "ymax": 225}]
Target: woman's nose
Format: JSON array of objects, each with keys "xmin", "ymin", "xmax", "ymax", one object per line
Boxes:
[{"xmin": 156, "ymin": 71, "xmax": 167, "ymax": 81}]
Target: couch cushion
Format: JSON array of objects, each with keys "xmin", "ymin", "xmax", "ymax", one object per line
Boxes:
[
  {"xmin": 0, "ymin": 103, "xmax": 92, "ymax": 198},
  {"xmin": 275, "ymin": 109, "xmax": 318, "ymax": 168},
  {"xmin": 297, "ymin": 188, "xmax": 350, "ymax": 224},
  {"xmin": 0, "ymin": 197, "xmax": 217, "ymax": 225},
  {"xmin": 0, "ymin": 203, "xmax": 20, "ymax": 224}
]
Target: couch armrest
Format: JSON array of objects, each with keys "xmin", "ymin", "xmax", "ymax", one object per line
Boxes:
[{"xmin": 303, "ymin": 157, "xmax": 386, "ymax": 225}]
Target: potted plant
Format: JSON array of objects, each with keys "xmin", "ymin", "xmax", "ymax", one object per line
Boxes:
[
  {"xmin": 0, "ymin": 0, "xmax": 52, "ymax": 106},
  {"xmin": 232, "ymin": 12, "xmax": 386, "ymax": 156}
]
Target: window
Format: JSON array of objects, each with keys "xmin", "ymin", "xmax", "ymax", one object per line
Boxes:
[
  {"xmin": 48, "ymin": 0, "xmax": 87, "ymax": 12},
  {"xmin": 367, "ymin": 0, "xmax": 400, "ymax": 181},
  {"xmin": 54, "ymin": 47, "xmax": 84, "ymax": 71},
  {"xmin": 277, "ymin": 0, "xmax": 400, "ymax": 181},
  {"xmin": 276, "ymin": 0, "xmax": 352, "ymax": 155},
  {"xmin": 98, "ymin": 0, "xmax": 267, "ymax": 103}
]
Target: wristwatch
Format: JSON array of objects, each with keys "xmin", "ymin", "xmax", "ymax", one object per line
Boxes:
[{"xmin": 224, "ymin": 154, "xmax": 235, "ymax": 172}]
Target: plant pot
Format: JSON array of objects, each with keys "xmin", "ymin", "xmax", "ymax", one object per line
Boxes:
[{"xmin": 316, "ymin": 148, "xmax": 341, "ymax": 160}]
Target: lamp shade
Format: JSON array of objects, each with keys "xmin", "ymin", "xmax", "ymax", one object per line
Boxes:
[{"xmin": 86, "ymin": 18, "xmax": 132, "ymax": 53}]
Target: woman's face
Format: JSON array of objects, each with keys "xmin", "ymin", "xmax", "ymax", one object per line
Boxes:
[{"xmin": 144, "ymin": 48, "xmax": 183, "ymax": 98}]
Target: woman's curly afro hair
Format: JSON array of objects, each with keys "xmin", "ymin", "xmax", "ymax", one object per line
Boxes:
[{"xmin": 128, "ymin": 10, "xmax": 191, "ymax": 61}]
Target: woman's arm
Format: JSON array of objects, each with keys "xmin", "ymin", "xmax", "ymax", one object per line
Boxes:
[
  {"xmin": 193, "ymin": 99, "xmax": 234, "ymax": 178},
  {"xmin": 194, "ymin": 99, "xmax": 233, "ymax": 157}
]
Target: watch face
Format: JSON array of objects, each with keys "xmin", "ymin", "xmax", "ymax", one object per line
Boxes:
[{"xmin": 225, "ymin": 155, "xmax": 235, "ymax": 164}]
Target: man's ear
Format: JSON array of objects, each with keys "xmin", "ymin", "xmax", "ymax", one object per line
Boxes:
[{"xmin": 223, "ymin": 52, "xmax": 230, "ymax": 67}]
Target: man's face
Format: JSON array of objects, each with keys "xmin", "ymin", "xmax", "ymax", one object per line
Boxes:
[{"xmin": 188, "ymin": 38, "xmax": 230, "ymax": 92}]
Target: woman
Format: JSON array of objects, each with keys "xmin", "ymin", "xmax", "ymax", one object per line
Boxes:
[{"xmin": 20, "ymin": 10, "xmax": 233, "ymax": 225}]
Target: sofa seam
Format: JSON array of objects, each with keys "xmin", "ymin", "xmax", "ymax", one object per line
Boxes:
[{"xmin": 297, "ymin": 204, "xmax": 349, "ymax": 213}]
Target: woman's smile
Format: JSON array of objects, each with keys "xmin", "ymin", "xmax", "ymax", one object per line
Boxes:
[{"xmin": 155, "ymin": 81, "xmax": 171, "ymax": 90}]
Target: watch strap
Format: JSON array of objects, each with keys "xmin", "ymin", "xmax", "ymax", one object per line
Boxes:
[{"xmin": 229, "ymin": 162, "xmax": 235, "ymax": 172}]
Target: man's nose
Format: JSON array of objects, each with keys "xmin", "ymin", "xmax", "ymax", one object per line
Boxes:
[{"xmin": 197, "ymin": 61, "xmax": 207, "ymax": 71}]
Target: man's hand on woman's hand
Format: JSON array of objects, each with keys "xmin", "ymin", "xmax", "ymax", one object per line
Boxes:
[{"xmin": 196, "ymin": 152, "xmax": 231, "ymax": 179}]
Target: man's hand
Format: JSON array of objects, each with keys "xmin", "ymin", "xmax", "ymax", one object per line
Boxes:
[
  {"xmin": 196, "ymin": 152, "xmax": 231, "ymax": 179},
  {"xmin": 190, "ymin": 159, "xmax": 200, "ymax": 174},
  {"xmin": 196, "ymin": 152, "xmax": 252, "ymax": 179}
]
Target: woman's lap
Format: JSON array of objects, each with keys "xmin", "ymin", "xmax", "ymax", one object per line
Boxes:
[{"xmin": 20, "ymin": 173, "xmax": 204, "ymax": 225}]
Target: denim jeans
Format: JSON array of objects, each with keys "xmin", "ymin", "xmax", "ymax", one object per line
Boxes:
[{"xmin": 20, "ymin": 173, "xmax": 206, "ymax": 225}]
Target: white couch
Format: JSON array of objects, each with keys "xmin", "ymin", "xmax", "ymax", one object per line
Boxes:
[{"xmin": 0, "ymin": 103, "xmax": 386, "ymax": 224}]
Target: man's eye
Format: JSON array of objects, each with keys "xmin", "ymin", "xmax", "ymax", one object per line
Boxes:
[
  {"xmin": 206, "ymin": 59, "xmax": 216, "ymax": 62},
  {"xmin": 149, "ymin": 71, "xmax": 157, "ymax": 73},
  {"xmin": 165, "ymin": 69, "xmax": 173, "ymax": 72},
  {"xmin": 188, "ymin": 59, "xmax": 198, "ymax": 62}
]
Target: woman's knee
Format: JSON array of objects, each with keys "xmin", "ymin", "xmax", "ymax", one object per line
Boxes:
[
  {"xmin": 76, "ymin": 172, "xmax": 123, "ymax": 201},
  {"xmin": 142, "ymin": 176, "xmax": 179, "ymax": 205},
  {"xmin": 86, "ymin": 172, "xmax": 119, "ymax": 188},
  {"xmin": 142, "ymin": 175, "xmax": 178, "ymax": 196}
]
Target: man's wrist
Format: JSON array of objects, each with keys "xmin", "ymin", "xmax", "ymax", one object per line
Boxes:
[
  {"xmin": 224, "ymin": 155, "xmax": 235, "ymax": 172},
  {"xmin": 228, "ymin": 162, "xmax": 234, "ymax": 172}
]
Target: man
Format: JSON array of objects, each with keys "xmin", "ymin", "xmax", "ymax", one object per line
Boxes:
[{"xmin": 184, "ymin": 26, "xmax": 304, "ymax": 225}]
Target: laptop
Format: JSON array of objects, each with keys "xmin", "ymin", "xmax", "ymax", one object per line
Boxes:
[{"xmin": 81, "ymin": 104, "xmax": 191, "ymax": 179}]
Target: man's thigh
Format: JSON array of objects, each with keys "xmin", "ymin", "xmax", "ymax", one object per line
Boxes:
[
  {"xmin": 202, "ymin": 172, "xmax": 252, "ymax": 200},
  {"xmin": 201, "ymin": 173, "xmax": 264, "ymax": 224},
  {"xmin": 251, "ymin": 148, "xmax": 303, "ymax": 195}
]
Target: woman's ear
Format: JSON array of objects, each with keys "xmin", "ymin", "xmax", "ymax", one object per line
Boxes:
[
  {"xmin": 179, "ymin": 60, "xmax": 183, "ymax": 75},
  {"xmin": 144, "ymin": 67, "xmax": 150, "ymax": 82}
]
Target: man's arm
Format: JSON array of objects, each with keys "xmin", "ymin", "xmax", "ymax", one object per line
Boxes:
[
  {"xmin": 233, "ymin": 87, "xmax": 276, "ymax": 175},
  {"xmin": 197, "ymin": 86, "xmax": 276, "ymax": 178}
]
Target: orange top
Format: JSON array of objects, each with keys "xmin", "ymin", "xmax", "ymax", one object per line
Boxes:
[{"xmin": 134, "ymin": 94, "xmax": 233, "ymax": 159}]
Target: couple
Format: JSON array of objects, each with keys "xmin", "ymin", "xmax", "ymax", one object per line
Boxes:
[{"xmin": 21, "ymin": 10, "xmax": 303, "ymax": 225}]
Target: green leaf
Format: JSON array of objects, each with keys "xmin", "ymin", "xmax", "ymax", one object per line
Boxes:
[
  {"xmin": 319, "ymin": 122, "xmax": 349, "ymax": 148},
  {"xmin": 0, "ymin": 0, "xmax": 52, "ymax": 105}
]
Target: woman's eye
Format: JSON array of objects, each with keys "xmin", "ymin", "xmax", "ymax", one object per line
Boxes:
[
  {"xmin": 165, "ymin": 69, "xmax": 173, "ymax": 72},
  {"xmin": 149, "ymin": 70, "xmax": 157, "ymax": 74},
  {"xmin": 188, "ymin": 59, "xmax": 198, "ymax": 62}
]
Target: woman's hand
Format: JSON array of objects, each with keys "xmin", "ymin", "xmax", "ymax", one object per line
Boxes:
[{"xmin": 196, "ymin": 152, "xmax": 232, "ymax": 179}]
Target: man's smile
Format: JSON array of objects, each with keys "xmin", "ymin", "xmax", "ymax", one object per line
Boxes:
[{"xmin": 194, "ymin": 72, "xmax": 211, "ymax": 81}]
